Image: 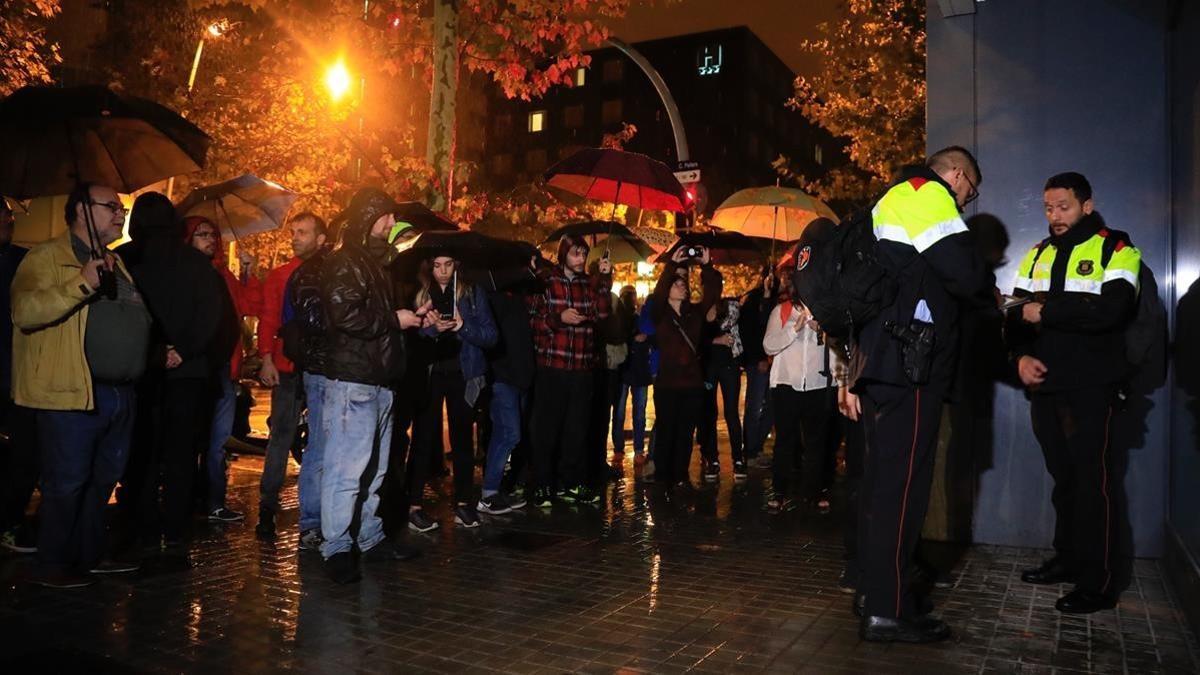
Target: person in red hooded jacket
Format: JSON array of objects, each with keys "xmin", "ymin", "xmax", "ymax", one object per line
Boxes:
[{"xmin": 183, "ymin": 216, "xmax": 261, "ymax": 523}]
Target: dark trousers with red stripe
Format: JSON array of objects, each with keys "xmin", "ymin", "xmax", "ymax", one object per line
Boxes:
[
  {"xmin": 1030, "ymin": 386, "xmax": 1118, "ymax": 595},
  {"xmin": 859, "ymin": 382, "xmax": 945, "ymax": 619}
]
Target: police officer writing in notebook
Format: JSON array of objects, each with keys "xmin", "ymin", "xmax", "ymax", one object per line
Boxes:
[{"xmin": 1008, "ymin": 172, "xmax": 1141, "ymax": 614}]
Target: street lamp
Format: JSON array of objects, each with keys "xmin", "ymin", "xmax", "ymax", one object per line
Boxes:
[
  {"xmin": 324, "ymin": 59, "xmax": 353, "ymax": 103},
  {"xmin": 188, "ymin": 20, "xmax": 232, "ymax": 93},
  {"xmin": 169, "ymin": 19, "xmax": 231, "ymax": 200}
]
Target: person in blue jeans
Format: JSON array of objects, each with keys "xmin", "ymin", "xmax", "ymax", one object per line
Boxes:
[
  {"xmin": 283, "ymin": 231, "xmax": 331, "ymax": 552},
  {"xmin": 613, "ymin": 286, "xmax": 651, "ymax": 468},
  {"xmin": 478, "ymin": 279, "xmax": 536, "ymax": 515},
  {"xmin": 408, "ymin": 255, "xmax": 497, "ymax": 530},
  {"xmin": 13, "ymin": 183, "xmax": 152, "ymax": 588},
  {"xmin": 739, "ymin": 270, "xmax": 777, "ymax": 469},
  {"xmin": 318, "ymin": 188, "xmax": 425, "ymax": 584}
]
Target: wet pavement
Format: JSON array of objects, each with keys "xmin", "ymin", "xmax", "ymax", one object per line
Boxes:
[{"xmin": 1, "ymin": 447, "xmax": 1197, "ymax": 674}]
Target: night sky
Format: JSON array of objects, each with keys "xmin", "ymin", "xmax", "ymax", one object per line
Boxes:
[{"xmin": 606, "ymin": 0, "xmax": 842, "ymax": 76}]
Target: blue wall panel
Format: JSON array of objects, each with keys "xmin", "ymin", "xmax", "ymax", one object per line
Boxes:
[{"xmin": 927, "ymin": 0, "xmax": 1170, "ymax": 555}]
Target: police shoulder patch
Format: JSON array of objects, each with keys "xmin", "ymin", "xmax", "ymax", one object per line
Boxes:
[
  {"xmin": 797, "ymin": 245, "xmax": 812, "ymax": 271},
  {"xmin": 1077, "ymin": 259, "xmax": 1094, "ymax": 276}
]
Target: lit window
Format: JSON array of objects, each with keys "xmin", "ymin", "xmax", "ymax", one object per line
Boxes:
[
  {"xmin": 528, "ymin": 110, "xmax": 546, "ymax": 133},
  {"xmin": 575, "ymin": 67, "xmax": 587, "ymax": 87},
  {"xmin": 815, "ymin": 144, "xmax": 824, "ymax": 165}
]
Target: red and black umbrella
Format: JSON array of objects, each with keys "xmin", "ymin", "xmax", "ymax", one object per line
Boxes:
[{"xmin": 543, "ymin": 148, "xmax": 688, "ymax": 213}]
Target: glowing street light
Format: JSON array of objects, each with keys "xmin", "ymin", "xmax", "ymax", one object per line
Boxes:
[
  {"xmin": 325, "ymin": 59, "xmax": 352, "ymax": 103},
  {"xmin": 206, "ymin": 19, "xmax": 230, "ymax": 38}
]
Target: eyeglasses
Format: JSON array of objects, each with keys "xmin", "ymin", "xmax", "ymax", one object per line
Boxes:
[
  {"xmin": 960, "ymin": 169, "xmax": 979, "ymax": 206},
  {"xmin": 96, "ymin": 201, "xmax": 127, "ymax": 216}
]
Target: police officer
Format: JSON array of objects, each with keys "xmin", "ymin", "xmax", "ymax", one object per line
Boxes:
[
  {"xmin": 854, "ymin": 146, "xmax": 992, "ymax": 643},
  {"xmin": 1009, "ymin": 172, "xmax": 1140, "ymax": 614}
]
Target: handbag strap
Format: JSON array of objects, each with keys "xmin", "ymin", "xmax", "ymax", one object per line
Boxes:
[{"xmin": 671, "ymin": 313, "xmax": 699, "ymax": 356}]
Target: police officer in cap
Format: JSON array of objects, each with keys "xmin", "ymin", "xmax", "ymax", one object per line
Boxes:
[{"xmin": 1009, "ymin": 172, "xmax": 1141, "ymax": 614}]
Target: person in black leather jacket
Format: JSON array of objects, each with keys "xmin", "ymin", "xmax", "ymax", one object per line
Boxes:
[{"xmin": 317, "ymin": 187, "xmax": 425, "ymax": 584}]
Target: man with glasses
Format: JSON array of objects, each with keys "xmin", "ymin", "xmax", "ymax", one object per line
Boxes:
[
  {"xmin": 851, "ymin": 147, "xmax": 992, "ymax": 642},
  {"xmin": 12, "ymin": 183, "xmax": 152, "ymax": 588}
]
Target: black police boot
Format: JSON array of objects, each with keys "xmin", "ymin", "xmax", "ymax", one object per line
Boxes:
[
  {"xmin": 1021, "ymin": 556, "xmax": 1078, "ymax": 585},
  {"xmin": 860, "ymin": 615, "xmax": 951, "ymax": 643},
  {"xmin": 1055, "ymin": 589, "xmax": 1118, "ymax": 614}
]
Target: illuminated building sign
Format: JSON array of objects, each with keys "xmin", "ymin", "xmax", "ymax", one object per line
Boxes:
[{"xmin": 698, "ymin": 45, "xmax": 723, "ymax": 76}]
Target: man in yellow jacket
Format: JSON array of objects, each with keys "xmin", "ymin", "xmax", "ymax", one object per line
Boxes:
[{"xmin": 12, "ymin": 183, "xmax": 151, "ymax": 589}]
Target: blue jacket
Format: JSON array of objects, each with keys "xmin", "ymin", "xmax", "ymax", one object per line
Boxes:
[
  {"xmin": 419, "ymin": 283, "xmax": 498, "ymax": 405},
  {"xmin": 637, "ymin": 299, "xmax": 659, "ymax": 378}
]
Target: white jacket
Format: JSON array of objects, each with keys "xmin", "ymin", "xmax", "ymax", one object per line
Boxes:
[{"xmin": 763, "ymin": 302, "xmax": 844, "ymax": 392}]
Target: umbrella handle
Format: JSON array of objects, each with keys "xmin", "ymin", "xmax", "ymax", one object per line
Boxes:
[
  {"xmin": 770, "ymin": 205, "xmax": 778, "ymax": 265},
  {"xmin": 607, "ymin": 180, "xmax": 621, "ymax": 257}
]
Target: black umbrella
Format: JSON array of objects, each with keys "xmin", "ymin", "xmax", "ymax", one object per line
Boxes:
[
  {"xmin": 176, "ymin": 174, "xmax": 297, "ymax": 240},
  {"xmin": 540, "ymin": 220, "xmax": 655, "ymax": 264},
  {"xmin": 0, "ymin": 85, "xmax": 210, "ymax": 199},
  {"xmin": 394, "ymin": 201, "xmax": 458, "ymax": 232},
  {"xmin": 392, "ymin": 230, "xmax": 532, "ymax": 270},
  {"xmin": 655, "ymin": 230, "xmax": 770, "ymax": 266}
]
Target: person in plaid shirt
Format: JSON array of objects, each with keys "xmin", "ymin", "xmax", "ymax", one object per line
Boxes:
[{"xmin": 527, "ymin": 234, "xmax": 612, "ymax": 506}]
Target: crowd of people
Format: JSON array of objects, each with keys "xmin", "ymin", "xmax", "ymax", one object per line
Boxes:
[{"xmin": 0, "ymin": 144, "xmax": 1147, "ymax": 644}]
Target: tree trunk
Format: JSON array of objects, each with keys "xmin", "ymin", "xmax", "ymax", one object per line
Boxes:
[{"xmin": 425, "ymin": 0, "xmax": 459, "ymax": 212}]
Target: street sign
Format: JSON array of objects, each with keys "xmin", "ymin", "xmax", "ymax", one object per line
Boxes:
[
  {"xmin": 675, "ymin": 160, "xmax": 700, "ymax": 171},
  {"xmin": 674, "ymin": 169, "xmax": 701, "ymax": 183}
]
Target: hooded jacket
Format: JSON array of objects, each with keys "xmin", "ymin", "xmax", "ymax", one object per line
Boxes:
[
  {"xmin": 182, "ymin": 216, "xmax": 259, "ymax": 380},
  {"xmin": 320, "ymin": 189, "xmax": 404, "ymax": 386},
  {"xmin": 130, "ymin": 219, "xmax": 232, "ymax": 382}
]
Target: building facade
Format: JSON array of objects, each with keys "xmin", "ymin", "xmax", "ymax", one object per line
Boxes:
[{"xmin": 478, "ymin": 26, "xmax": 839, "ymax": 216}]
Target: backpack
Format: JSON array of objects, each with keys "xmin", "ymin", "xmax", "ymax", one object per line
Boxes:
[
  {"xmin": 790, "ymin": 207, "xmax": 897, "ymax": 341},
  {"xmin": 1100, "ymin": 234, "xmax": 1168, "ymax": 392}
]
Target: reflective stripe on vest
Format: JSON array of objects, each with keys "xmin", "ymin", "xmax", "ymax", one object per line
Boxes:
[
  {"xmin": 871, "ymin": 177, "xmax": 967, "ymax": 253},
  {"xmin": 1013, "ymin": 230, "xmax": 1141, "ymax": 296}
]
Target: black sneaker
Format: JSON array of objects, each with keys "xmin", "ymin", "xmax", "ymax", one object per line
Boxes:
[
  {"xmin": 407, "ymin": 509, "xmax": 439, "ymax": 533},
  {"xmin": 530, "ymin": 488, "xmax": 555, "ymax": 508},
  {"xmin": 208, "ymin": 507, "xmax": 245, "ymax": 523},
  {"xmin": 89, "ymin": 559, "xmax": 141, "ymax": 575},
  {"xmin": 703, "ymin": 462, "xmax": 720, "ymax": 481},
  {"xmin": 362, "ymin": 538, "xmax": 421, "ymax": 562},
  {"xmin": 325, "ymin": 552, "xmax": 360, "ymax": 584},
  {"xmin": 732, "ymin": 460, "xmax": 748, "ymax": 479},
  {"xmin": 453, "ymin": 504, "xmax": 481, "ymax": 528},
  {"xmin": 255, "ymin": 507, "xmax": 276, "ymax": 540},
  {"xmin": 563, "ymin": 485, "xmax": 599, "ymax": 504},
  {"xmin": 505, "ymin": 491, "xmax": 528, "ymax": 510},
  {"xmin": 299, "ymin": 529, "xmax": 323, "ymax": 553},
  {"xmin": 477, "ymin": 494, "xmax": 513, "ymax": 515}
]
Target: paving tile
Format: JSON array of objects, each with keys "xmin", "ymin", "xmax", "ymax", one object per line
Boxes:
[{"xmin": 0, "ymin": 452, "xmax": 1196, "ymax": 674}]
